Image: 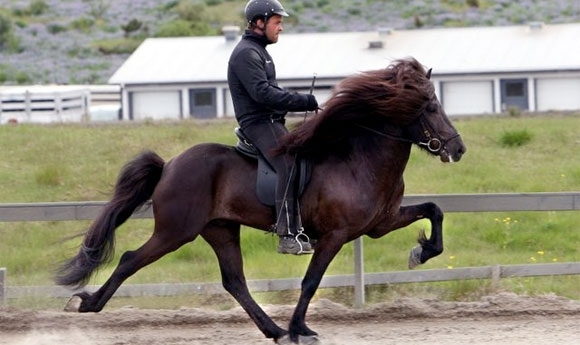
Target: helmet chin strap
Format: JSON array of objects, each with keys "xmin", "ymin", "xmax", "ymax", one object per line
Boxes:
[
  {"xmin": 253, "ymin": 18, "xmax": 267, "ymax": 33},
  {"xmin": 252, "ymin": 20, "xmax": 274, "ymax": 44}
]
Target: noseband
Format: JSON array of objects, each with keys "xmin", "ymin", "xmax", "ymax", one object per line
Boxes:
[{"xmin": 416, "ymin": 116, "xmax": 460, "ymax": 154}]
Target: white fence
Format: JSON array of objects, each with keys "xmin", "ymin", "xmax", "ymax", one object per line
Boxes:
[
  {"xmin": 0, "ymin": 86, "xmax": 89, "ymax": 124},
  {"xmin": 1, "ymin": 192, "xmax": 580, "ymax": 306},
  {"xmin": 0, "ymin": 85, "xmax": 120, "ymax": 124}
]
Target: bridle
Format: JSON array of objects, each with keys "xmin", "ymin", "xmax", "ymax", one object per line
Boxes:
[
  {"xmin": 355, "ymin": 104, "xmax": 460, "ymax": 155},
  {"xmin": 415, "ymin": 116, "xmax": 460, "ymax": 154}
]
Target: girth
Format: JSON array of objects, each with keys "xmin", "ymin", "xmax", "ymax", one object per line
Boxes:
[{"xmin": 234, "ymin": 127, "xmax": 311, "ymax": 207}]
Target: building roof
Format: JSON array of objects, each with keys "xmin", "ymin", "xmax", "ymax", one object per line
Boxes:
[{"xmin": 108, "ymin": 22, "xmax": 580, "ymax": 85}]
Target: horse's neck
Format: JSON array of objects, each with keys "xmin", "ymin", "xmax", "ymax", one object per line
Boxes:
[
  {"xmin": 367, "ymin": 137, "xmax": 411, "ymax": 170},
  {"xmin": 346, "ymin": 139, "xmax": 412, "ymax": 184}
]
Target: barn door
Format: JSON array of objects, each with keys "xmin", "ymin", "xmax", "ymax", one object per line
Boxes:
[
  {"xmin": 189, "ymin": 89, "xmax": 216, "ymax": 119},
  {"xmin": 500, "ymin": 79, "xmax": 528, "ymax": 111}
]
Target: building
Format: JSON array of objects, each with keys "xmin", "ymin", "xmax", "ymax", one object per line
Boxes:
[{"xmin": 108, "ymin": 22, "xmax": 580, "ymax": 120}]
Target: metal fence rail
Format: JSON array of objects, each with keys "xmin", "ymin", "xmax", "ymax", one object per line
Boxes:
[
  {"xmin": 2, "ymin": 192, "xmax": 580, "ymax": 306},
  {"xmin": 2, "ymin": 262, "xmax": 580, "ymax": 301},
  {"xmin": 1, "ymin": 192, "xmax": 579, "ymax": 222}
]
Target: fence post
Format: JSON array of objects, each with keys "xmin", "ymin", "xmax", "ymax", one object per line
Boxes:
[
  {"xmin": 491, "ymin": 264, "xmax": 501, "ymax": 289},
  {"xmin": 25, "ymin": 90, "xmax": 32, "ymax": 121},
  {"xmin": 55, "ymin": 92, "xmax": 62, "ymax": 121},
  {"xmin": 0, "ymin": 268, "xmax": 5, "ymax": 305},
  {"xmin": 353, "ymin": 237, "xmax": 365, "ymax": 308}
]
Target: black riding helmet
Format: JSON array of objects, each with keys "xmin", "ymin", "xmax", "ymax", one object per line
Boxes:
[{"xmin": 245, "ymin": 0, "xmax": 289, "ymax": 24}]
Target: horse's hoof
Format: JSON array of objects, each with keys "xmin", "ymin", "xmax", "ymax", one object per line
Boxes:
[
  {"xmin": 63, "ymin": 295, "xmax": 82, "ymax": 312},
  {"xmin": 408, "ymin": 245, "xmax": 423, "ymax": 269},
  {"xmin": 276, "ymin": 334, "xmax": 320, "ymax": 345},
  {"xmin": 299, "ymin": 335, "xmax": 320, "ymax": 345},
  {"xmin": 276, "ymin": 335, "xmax": 293, "ymax": 345}
]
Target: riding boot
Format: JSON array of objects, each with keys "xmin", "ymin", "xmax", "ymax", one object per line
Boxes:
[{"xmin": 275, "ymin": 198, "xmax": 313, "ymax": 255}]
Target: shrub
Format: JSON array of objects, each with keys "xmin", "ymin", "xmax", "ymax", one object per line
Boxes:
[
  {"xmin": 70, "ymin": 17, "xmax": 95, "ymax": 33},
  {"xmin": 29, "ymin": 0, "xmax": 49, "ymax": 16},
  {"xmin": 347, "ymin": 8, "xmax": 361, "ymax": 16},
  {"xmin": 154, "ymin": 20, "xmax": 216, "ymax": 37},
  {"xmin": 94, "ymin": 38, "xmax": 143, "ymax": 54},
  {"xmin": 155, "ymin": 20, "xmax": 194, "ymax": 37},
  {"xmin": 162, "ymin": 0, "xmax": 180, "ymax": 12},
  {"xmin": 174, "ymin": 1, "xmax": 206, "ymax": 22},
  {"xmin": 466, "ymin": 0, "xmax": 480, "ymax": 8},
  {"xmin": 414, "ymin": 14, "xmax": 424, "ymax": 28},
  {"xmin": 499, "ymin": 129, "xmax": 533, "ymax": 147},
  {"xmin": 47, "ymin": 23, "xmax": 67, "ymax": 34},
  {"xmin": 121, "ymin": 18, "xmax": 143, "ymax": 38},
  {"xmin": 15, "ymin": 71, "xmax": 31, "ymax": 84},
  {"xmin": 0, "ymin": 13, "xmax": 20, "ymax": 52},
  {"xmin": 0, "ymin": 69, "xmax": 7, "ymax": 83},
  {"xmin": 85, "ymin": 0, "xmax": 112, "ymax": 21}
]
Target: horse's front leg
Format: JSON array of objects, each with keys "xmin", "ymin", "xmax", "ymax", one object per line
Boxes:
[
  {"xmin": 368, "ymin": 202, "xmax": 444, "ymax": 269},
  {"xmin": 280, "ymin": 237, "xmax": 344, "ymax": 344}
]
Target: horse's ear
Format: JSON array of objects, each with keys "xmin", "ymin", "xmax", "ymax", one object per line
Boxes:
[{"xmin": 426, "ymin": 68, "xmax": 432, "ymax": 80}]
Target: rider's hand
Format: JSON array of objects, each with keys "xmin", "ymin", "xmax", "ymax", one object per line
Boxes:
[{"xmin": 306, "ymin": 94, "xmax": 318, "ymax": 111}]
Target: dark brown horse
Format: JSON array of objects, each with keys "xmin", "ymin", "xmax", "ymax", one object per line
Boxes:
[{"xmin": 56, "ymin": 58, "xmax": 466, "ymax": 344}]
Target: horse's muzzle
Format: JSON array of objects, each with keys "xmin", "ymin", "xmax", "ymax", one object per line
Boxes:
[{"xmin": 439, "ymin": 135, "xmax": 466, "ymax": 163}]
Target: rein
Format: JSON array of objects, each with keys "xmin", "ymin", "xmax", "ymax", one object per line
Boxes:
[
  {"xmin": 355, "ymin": 115, "xmax": 459, "ymax": 154},
  {"xmin": 354, "ymin": 123, "xmax": 413, "ymax": 144}
]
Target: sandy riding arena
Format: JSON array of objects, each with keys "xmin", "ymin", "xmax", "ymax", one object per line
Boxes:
[{"xmin": 2, "ymin": 294, "xmax": 580, "ymax": 345}]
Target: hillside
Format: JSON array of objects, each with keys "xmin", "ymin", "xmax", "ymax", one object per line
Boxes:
[{"xmin": 1, "ymin": 0, "xmax": 580, "ymax": 85}]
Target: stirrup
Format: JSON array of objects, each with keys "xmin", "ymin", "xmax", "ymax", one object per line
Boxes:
[
  {"xmin": 295, "ymin": 226, "xmax": 310, "ymax": 244},
  {"xmin": 294, "ymin": 227, "xmax": 313, "ymax": 254}
]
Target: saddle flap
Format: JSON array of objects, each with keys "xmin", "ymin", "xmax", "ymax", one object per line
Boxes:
[{"xmin": 233, "ymin": 127, "xmax": 311, "ymax": 207}]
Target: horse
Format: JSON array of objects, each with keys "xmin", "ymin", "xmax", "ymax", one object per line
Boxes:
[{"xmin": 56, "ymin": 58, "xmax": 466, "ymax": 344}]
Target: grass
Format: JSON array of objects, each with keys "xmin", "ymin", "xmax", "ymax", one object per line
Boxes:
[{"xmin": 1, "ymin": 113, "xmax": 580, "ymax": 309}]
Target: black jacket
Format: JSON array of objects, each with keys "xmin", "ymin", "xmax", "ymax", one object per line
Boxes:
[{"xmin": 227, "ymin": 30, "xmax": 314, "ymax": 128}]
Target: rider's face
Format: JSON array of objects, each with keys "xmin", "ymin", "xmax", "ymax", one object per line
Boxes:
[{"xmin": 263, "ymin": 15, "xmax": 283, "ymax": 43}]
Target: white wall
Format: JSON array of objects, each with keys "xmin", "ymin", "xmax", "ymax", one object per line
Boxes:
[
  {"xmin": 536, "ymin": 77, "xmax": 580, "ymax": 111},
  {"xmin": 131, "ymin": 91, "xmax": 181, "ymax": 120},
  {"xmin": 441, "ymin": 80, "xmax": 494, "ymax": 115}
]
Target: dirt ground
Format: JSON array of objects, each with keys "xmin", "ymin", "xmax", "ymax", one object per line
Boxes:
[{"xmin": 2, "ymin": 293, "xmax": 580, "ymax": 345}]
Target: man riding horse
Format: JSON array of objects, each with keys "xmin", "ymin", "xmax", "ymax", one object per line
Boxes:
[{"xmin": 227, "ymin": 0, "xmax": 319, "ymax": 255}]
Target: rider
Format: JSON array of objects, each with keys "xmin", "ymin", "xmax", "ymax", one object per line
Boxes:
[{"xmin": 227, "ymin": 0, "xmax": 318, "ymax": 255}]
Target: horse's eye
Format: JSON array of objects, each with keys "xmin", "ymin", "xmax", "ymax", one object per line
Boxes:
[{"xmin": 427, "ymin": 103, "xmax": 438, "ymax": 112}]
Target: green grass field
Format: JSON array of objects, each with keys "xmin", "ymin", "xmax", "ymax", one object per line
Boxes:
[{"xmin": 1, "ymin": 113, "xmax": 580, "ymax": 309}]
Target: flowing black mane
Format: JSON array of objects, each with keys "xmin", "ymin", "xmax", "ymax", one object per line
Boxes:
[{"xmin": 280, "ymin": 58, "xmax": 435, "ymax": 157}]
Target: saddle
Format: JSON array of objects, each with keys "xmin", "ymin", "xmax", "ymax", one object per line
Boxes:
[{"xmin": 234, "ymin": 127, "xmax": 311, "ymax": 207}]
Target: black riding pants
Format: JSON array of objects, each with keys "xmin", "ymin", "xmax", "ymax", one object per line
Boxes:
[{"xmin": 243, "ymin": 120, "xmax": 298, "ymax": 235}]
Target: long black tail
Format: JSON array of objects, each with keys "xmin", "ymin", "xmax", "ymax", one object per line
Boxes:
[{"xmin": 56, "ymin": 150, "xmax": 165, "ymax": 288}]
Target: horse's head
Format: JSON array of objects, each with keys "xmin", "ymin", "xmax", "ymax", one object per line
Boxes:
[
  {"xmin": 403, "ymin": 89, "xmax": 466, "ymax": 163},
  {"xmin": 393, "ymin": 64, "xmax": 466, "ymax": 163}
]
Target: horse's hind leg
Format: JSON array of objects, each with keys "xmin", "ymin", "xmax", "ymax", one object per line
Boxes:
[
  {"xmin": 202, "ymin": 224, "xmax": 287, "ymax": 341},
  {"xmin": 69, "ymin": 223, "xmax": 196, "ymax": 313},
  {"xmin": 368, "ymin": 202, "xmax": 444, "ymax": 269}
]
